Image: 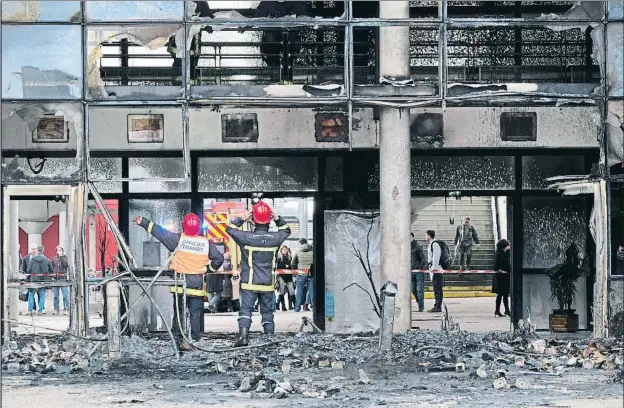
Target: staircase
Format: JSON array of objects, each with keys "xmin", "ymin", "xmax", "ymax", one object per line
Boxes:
[{"xmin": 411, "ymin": 197, "xmax": 496, "ymax": 297}]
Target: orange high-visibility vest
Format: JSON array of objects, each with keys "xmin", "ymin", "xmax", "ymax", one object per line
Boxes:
[{"xmin": 172, "ymin": 234, "xmax": 210, "ymax": 275}]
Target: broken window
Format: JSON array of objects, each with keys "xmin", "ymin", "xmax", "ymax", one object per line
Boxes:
[
  {"xmin": 128, "ymin": 157, "xmax": 190, "ymax": 193},
  {"xmin": 1, "ymin": 102, "xmax": 82, "ymax": 150},
  {"xmin": 368, "ymin": 156, "xmax": 515, "ymax": 191},
  {"xmin": 522, "ymin": 196, "xmax": 586, "ymax": 269},
  {"xmin": 447, "ymin": 1, "xmax": 581, "ymax": 19},
  {"xmin": 352, "ymin": 27, "xmax": 439, "ymax": 86},
  {"xmin": 199, "ymin": 1, "xmax": 346, "ymax": 19},
  {"xmin": 85, "ymin": 1, "xmax": 184, "ymax": 21},
  {"xmin": 1, "ymin": 157, "xmax": 81, "ymax": 184},
  {"xmin": 522, "ymin": 156, "xmax": 586, "ymax": 190},
  {"xmin": 1, "ymin": 1, "xmax": 81, "ymax": 22},
  {"xmin": 197, "ymin": 157, "xmax": 318, "ymax": 192},
  {"xmin": 446, "ymin": 26, "xmax": 597, "ymax": 86},
  {"xmin": 2, "ymin": 25, "xmax": 82, "ymax": 99},
  {"xmin": 606, "ymin": 23, "xmax": 623, "ymax": 97},
  {"xmin": 190, "ymin": 26, "xmax": 346, "ymax": 96},
  {"xmin": 89, "ymin": 158, "xmax": 122, "ymax": 194},
  {"xmin": 86, "ymin": 25, "xmax": 184, "ymax": 100},
  {"xmin": 128, "ymin": 199, "xmax": 192, "ymax": 268}
]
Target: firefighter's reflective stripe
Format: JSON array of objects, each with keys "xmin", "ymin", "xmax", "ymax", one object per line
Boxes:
[
  {"xmin": 173, "ymin": 234, "xmax": 210, "ymax": 275},
  {"xmin": 147, "ymin": 222, "xmax": 155, "ymax": 234},
  {"xmin": 277, "ymin": 224, "xmax": 289, "ymax": 230},
  {"xmin": 242, "ymin": 245, "xmax": 278, "ymax": 292},
  {"xmin": 228, "ymin": 223, "xmax": 243, "ymax": 230},
  {"xmin": 169, "ymin": 286, "xmax": 206, "ymax": 297}
]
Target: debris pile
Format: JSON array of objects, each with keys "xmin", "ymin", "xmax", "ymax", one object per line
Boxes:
[
  {"xmin": 3, "ymin": 328, "xmax": 622, "ymax": 397},
  {"xmin": 1, "ymin": 336, "xmax": 93, "ymax": 375}
]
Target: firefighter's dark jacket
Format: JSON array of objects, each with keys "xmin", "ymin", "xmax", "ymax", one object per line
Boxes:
[
  {"xmin": 139, "ymin": 218, "xmax": 224, "ymax": 296},
  {"xmin": 226, "ymin": 216, "xmax": 291, "ymax": 292}
]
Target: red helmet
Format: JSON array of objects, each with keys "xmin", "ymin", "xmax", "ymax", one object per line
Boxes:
[
  {"xmin": 182, "ymin": 213, "xmax": 201, "ymax": 236},
  {"xmin": 252, "ymin": 201, "xmax": 272, "ymax": 224}
]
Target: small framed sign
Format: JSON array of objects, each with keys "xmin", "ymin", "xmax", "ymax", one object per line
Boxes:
[
  {"xmin": 221, "ymin": 113, "xmax": 259, "ymax": 143},
  {"xmin": 314, "ymin": 112, "xmax": 348, "ymax": 143},
  {"xmin": 32, "ymin": 115, "xmax": 69, "ymax": 143},
  {"xmin": 127, "ymin": 114, "xmax": 164, "ymax": 143}
]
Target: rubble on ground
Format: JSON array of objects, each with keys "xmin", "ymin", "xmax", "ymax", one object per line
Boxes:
[{"xmin": 2, "ymin": 327, "xmax": 622, "ymax": 400}]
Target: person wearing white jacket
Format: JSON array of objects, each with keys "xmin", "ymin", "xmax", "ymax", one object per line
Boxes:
[{"xmin": 426, "ymin": 230, "xmax": 447, "ymax": 313}]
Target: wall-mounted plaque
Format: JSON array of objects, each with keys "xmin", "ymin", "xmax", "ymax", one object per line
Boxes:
[
  {"xmin": 315, "ymin": 113, "xmax": 348, "ymax": 143},
  {"xmin": 500, "ymin": 112, "xmax": 537, "ymax": 142},
  {"xmin": 221, "ymin": 113, "xmax": 259, "ymax": 143},
  {"xmin": 32, "ymin": 115, "xmax": 68, "ymax": 143},
  {"xmin": 127, "ymin": 114, "xmax": 164, "ymax": 143}
]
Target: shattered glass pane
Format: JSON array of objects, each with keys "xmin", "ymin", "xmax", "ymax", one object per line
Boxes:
[
  {"xmin": 2, "ymin": 25, "xmax": 82, "ymax": 99},
  {"xmin": 1, "ymin": 1, "xmax": 81, "ymax": 22},
  {"xmin": 1, "ymin": 157, "xmax": 81, "ymax": 184},
  {"xmin": 523, "ymin": 197, "xmax": 586, "ymax": 269},
  {"xmin": 90, "ymin": 157, "xmax": 122, "ymax": 194},
  {"xmin": 129, "ymin": 157, "xmax": 190, "ymax": 193},
  {"xmin": 606, "ymin": 23, "xmax": 624, "ymax": 97},
  {"xmin": 85, "ymin": 1, "xmax": 184, "ymax": 21},
  {"xmin": 1, "ymin": 102, "xmax": 83, "ymax": 150},
  {"xmin": 201, "ymin": 1, "xmax": 345, "ymax": 18},
  {"xmin": 197, "ymin": 157, "xmax": 318, "ymax": 192},
  {"xmin": 192, "ymin": 27, "xmax": 346, "ymax": 90},
  {"xmin": 86, "ymin": 25, "xmax": 183, "ymax": 100},
  {"xmin": 128, "ymin": 199, "xmax": 192, "ymax": 268},
  {"xmin": 409, "ymin": 28, "xmax": 439, "ymax": 85},
  {"xmin": 368, "ymin": 156, "xmax": 515, "ymax": 191},
  {"xmin": 447, "ymin": 1, "xmax": 580, "ymax": 19},
  {"xmin": 522, "ymin": 156, "xmax": 586, "ymax": 190},
  {"xmin": 447, "ymin": 27, "xmax": 595, "ymax": 84},
  {"xmin": 325, "ymin": 156, "xmax": 344, "ymax": 192}
]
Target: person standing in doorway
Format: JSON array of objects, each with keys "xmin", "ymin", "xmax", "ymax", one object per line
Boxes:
[
  {"xmin": 293, "ymin": 238, "xmax": 314, "ymax": 312},
  {"xmin": 226, "ymin": 201, "xmax": 291, "ymax": 347},
  {"xmin": 52, "ymin": 246, "xmax": 70, "ymax": 315},
  {"xmin": 26, "ymin": 245, "xmax": 53, "ymax": 315},
  {"xmin": 276, "ymin": 246, "xmax": 295, "ymax": 311},
  {"xmin": 454, "ymin": 216, "xmax": 480, "ymax": 270},
  {"xmin": 426, "ymin": 230, "xmax": 450, "ymax": 313},
  {"xmin": 493, "ymin": 239, "xmax": 511, "ymax": 317},
  {"xmin": 410, "ymin": 232, "xmax": 427, "ymax": 312}
]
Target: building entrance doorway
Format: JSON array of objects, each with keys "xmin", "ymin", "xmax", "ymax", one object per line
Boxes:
[{"xmin": 410, "ymin": 195, "xmax": 512, "ymax": 332}]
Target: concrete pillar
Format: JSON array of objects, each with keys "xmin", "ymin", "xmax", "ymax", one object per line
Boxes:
[
  {"xmin": 58, "ymin": 210, "xmax": 68, "ymax": 251},
  {"xmin": 89, "ymin": 213, "xmax": 97, "ymax": 274},
  {"xmin": 299, "ymin": 198, "xmax": 308, "ymax": 241},
  {"xmin": 8, "ymin": 201, "xmax": 20, "ymax": 326},
  {"xmin": 106, "ymin": 281, "xmax": 121, "ymax": 359},
  {"xmin": 379, "ymin": 1, "xmax": 412, "ymax": 333}
]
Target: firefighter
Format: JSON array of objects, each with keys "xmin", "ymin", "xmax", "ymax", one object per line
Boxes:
[
  {"xmin": 133, "ymin": 213, "xmax": 224, "ymax": 351},
  {"xmin": 226, "ymin": 201, "xmax": 291, "ymax": 347}
]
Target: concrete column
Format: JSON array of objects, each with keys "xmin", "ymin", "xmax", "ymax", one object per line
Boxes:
[
  {"xmin": 89, "ymin": 213, "xmax": 97, "ymax": 274},
  {"xmin": 106, "ymin": 281, "xmax": 121, "ymax": 359},
  {"xmin": 8, "ymin": 201, "xmax": 20, "ymax": 325},
  {"xmin": 379, "ymin": 1, "xmax": 412, "ymax": 333},
  {"xmin": 58, "ymin": 210, "xmax": 68, "ymax": 251},
  {"xmin": 299, "ymin": 198, "xmax": 308, "ymax": 241}
]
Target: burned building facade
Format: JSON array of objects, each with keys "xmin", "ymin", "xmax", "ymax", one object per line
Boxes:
[{"xmin": 1, "ymin": 1, "xmax": 623, "ymax": 338}]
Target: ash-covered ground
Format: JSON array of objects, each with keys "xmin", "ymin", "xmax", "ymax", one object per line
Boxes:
[{"xmin": 2, "ymin": 325, "xmax": 623, "ymax": 408}]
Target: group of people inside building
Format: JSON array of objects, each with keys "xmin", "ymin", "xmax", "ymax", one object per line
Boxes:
[
  {"xmin": 410, "ymin": 216, "xmax": 511, "ymax": 317},
  {"xmin": 18, "ymin": 244, "xmax": 70, "ymax": 315},
  {"xmin": 205, "ymin": 238, "xmax": 315, "ymax": 314}
]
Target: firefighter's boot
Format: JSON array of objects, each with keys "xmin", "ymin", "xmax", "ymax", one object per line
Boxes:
[
  {"xmin": 263, "ymin": 325, "xmax": 275, "ymax": 336},
  {"xmin": 179, "ymin": 340, "xmax": 195, "ymax": 352},
  {"xmin": 235, "ymin": 328, "xmax": 249, "ymax": 347}
]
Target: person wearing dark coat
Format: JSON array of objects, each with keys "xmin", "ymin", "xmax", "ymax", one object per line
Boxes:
[
  {"xmin": 493, "ymin": 239, "xmax": 511, "ymax": 317},
  {"xmin": 52, "ymin": 246, "xmax": 70, "ymax": 315},
  {"xmin": 410, "ymin": 233, "xmax": 427, "ymax": 312},
  {"xmin": 26, "ymin": 245, "xmax": 53, "ymax": 315},
  {"xmin": 276, "ymin": 246, "xmax": 295, "ymax": 311}
]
